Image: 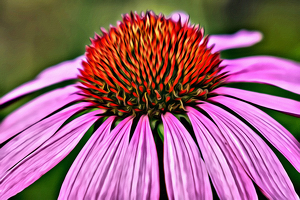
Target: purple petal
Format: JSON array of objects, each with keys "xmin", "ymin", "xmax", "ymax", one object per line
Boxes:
[
  {"xmin": 222, "ymin": 56, "xmax": 300, "ymax": 94},
  {"xmin": 0, "ymin": 56, "xmax": 84, "ymax": 105},
  {"xmin": 0, "ymin": 109, "xmax": 102, "ymax": 199},
  {"xmin": 0, "ymin": 102, "xmax": 93, "ymax": 179},
  {"xmin": 0, "ymin": 85, "xmax": 82, "ymax": 143},
  {"xmin": 59, "ymin": 116, "xmax": 115, "ymax": 200},
  {"xmin": 208, "ymin": 30, "xmax": 263, "ymax": 53},
  {"xmin": 60, "ymin": 116, "xmax": 159, "ymax": 200},
  {"xmin": 162, "ymin": 113, "xmax": 212, "ymax": 200},
  {"xmin": 118, "ymin": 115, "xmax": 160, "ymax": 199},
  {"xmin": 213, "ymin": 87, "xmax": 300, "ymax": 117},
  {"xmin": 210, "ymin": 95, "xmax": 300, "ymax": 172},
  {"xmin": 200, "ymin": 103, "xmax": 299, "ymax": 199},
  {"xmin": 187, "ymin": 107, "xmax": 257, "ymax": 200},
  {"xmin": 59, "ymin": 116, "xmax": 133, "ymax": 200},
  {"xmin": 170, "ymin": 11, "xmax": 189, "ymax": 24}
]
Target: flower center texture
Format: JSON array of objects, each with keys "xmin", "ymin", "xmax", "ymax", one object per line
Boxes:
[{"xmin": 79, "ymin": 12, "xmax": 226, "ymax": 117}]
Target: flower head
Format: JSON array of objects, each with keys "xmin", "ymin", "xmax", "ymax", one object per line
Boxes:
[
  {"xmin": 1, "ymin": 11, "xmax": 300, "ymax": 200},
  {"xmin": 79, "ymin": 12, "xmax": 224, "ymax": 117}
]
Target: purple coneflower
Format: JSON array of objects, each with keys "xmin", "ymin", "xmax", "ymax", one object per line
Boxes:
[{"xmin": 1, "ymin": 11, "xmax": 300, "ymax": 200}]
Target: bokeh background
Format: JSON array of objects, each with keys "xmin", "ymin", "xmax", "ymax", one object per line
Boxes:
[{"xmin": 0, "ymin": 0, "xmax": 300, "ymax": 199}]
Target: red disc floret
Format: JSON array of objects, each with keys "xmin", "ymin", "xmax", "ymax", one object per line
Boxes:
[{"xmin": 78, "ymin": 11, "xmax": 226, "ymax": 117}]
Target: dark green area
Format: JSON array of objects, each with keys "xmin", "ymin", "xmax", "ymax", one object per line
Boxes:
[{"xmin": 0, "ymin": 0, "xmax": 299, "ymax": 199}]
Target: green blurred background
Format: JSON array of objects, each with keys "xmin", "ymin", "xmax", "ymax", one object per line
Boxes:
[{"xmin": 0, "ymin": 0, "xmax": 299, "ymax": 199}]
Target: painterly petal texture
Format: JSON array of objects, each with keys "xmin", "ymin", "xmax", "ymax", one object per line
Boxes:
[
  {"xmin": 0, "ymin": 56, "xmax": 84, "ymax": 105},
  {"xmin": 0, "ymin": 85, "xmax": 82, "ymax": 143},
  {"xmin": 59, "ymin": 116, "xmax": 115, "ymax": 199},
  {"xmin": 213, "ymin": 87, "xmax": 300, "ymax": 117},
  {"xmin": 187, "ymin": 107, "xmax": 257, "ymax": 200},
  {"xmin": 208, "ymin": 30, "xmax": 263, "ymax": 53},
  {"xmin": 118, "ymin": 115, "xmax": 160, "ymax": 200},
  {"xmin": 0, "ymin": 110, "xmax": 102, "ymax": 199},
  {"xmin": 222, "ymin": 56, "xmax": 300, "ymax": 94},
  {"xmin": 162, "ymin": 113, "xmax": 212, "ymax": 200},
  {"xmin": 200, "ymin": 103, "xmax": 299, "ymax": 200},
  {"xmin": 210, "ymin": 95, "xmax": 300, "ymax": 172}
]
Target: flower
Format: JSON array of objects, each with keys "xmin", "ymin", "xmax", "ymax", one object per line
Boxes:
[{"xmin": 0, "ymin": 11, "xmax": 300, "ymax": 199}]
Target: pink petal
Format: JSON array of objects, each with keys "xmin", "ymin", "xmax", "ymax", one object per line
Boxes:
[
  {"xmin": 187, "ymin": 107, "xmax": 257, "ymax": 200},
  {"xmin": 200, "ymin": 103, "xmax": 299, "ymax": 200},
  {"xmin": 0, "ymin": 56, "xmax": 84, "ymax": 105},
  {"xmin": 208, "ymin": 30, "xmax": 263, "ymax": 53},
  {"xmin": 59, "ymin": 116, "xmax": 115, "ymax": 200},
  {"xmin": 59, "ymin": 117, "xmax": 133, "ymax": 199},
  {"xmin": 162, "ymin": 113, "xmax": 212, "ymax": 200},
  {"xmin": 118, "ymin": 115, "xmax": 160, "ymax": 199},
  {"xmin": 222, "ymin": 56, "xmax": 300, "ymax": 94},
  {"xmin": 60, "ymin": 116, "xmax": 157, "ymax": 200},
  {"xmin": 0, "ymin": 85, "xmax": 82, "ymax": 143},
  {"xmin": 210, "ymin": 95, "xmax": 300, "ymax": 172},
  {"xmin": 213, "ymin": 87, "xmax": 300, "ymax": 117},
  {"xmin": 170, "ymin": 11, "xmax": 189, "ymax": 24},
  {"xmin": 0, "ymin": 102, "xmax": 93, "ymax": 179},
  {"xmin": 170, "ymin": 15, "xmax": 262, "ymax": 54},
  {"xmin": 0, "ymin": 109, "xmax": 102, "ymax": 199}
]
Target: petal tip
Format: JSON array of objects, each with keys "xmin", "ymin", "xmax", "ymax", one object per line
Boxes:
[
  {"xmin": 239, "ymin": 29, "xmax": 263, "ymax": 43},
  {"xmin": 169, "ymin": 11, "xmax": 189, "ymax": 24}
]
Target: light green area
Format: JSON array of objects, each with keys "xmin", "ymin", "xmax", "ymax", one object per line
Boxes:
[
  {"xmin": 157, "ymin": 122, "xmax": 164, "ymax": 142},
  {"xmin": 0, "ymin": 0, "xmax": 299, "ymax": 199}
]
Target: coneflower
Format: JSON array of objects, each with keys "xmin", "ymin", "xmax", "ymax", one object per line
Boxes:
[{"xmin": 0, "ymin": 11, "xmax": 299, "ymax": 200}]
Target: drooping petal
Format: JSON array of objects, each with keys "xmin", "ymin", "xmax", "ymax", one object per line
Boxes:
[
  {"xmin": 208, "ymin": 30, "xmax": 263, "ymax": 53},
  {"xmin": 213, "ymin": 87, "xmax": 300, "ymax": 117},
  {"xmin": 0, "ymin": 102, "xmax": 93, "ymax": 178},
  {"xmin": 170, "ymin": 11, "xmax": 189, "ymax": 24},
  {"xmin": 0, "ymin": 109, "xmax": 102, "ymax": 199},
  {"xmin": 118, "ymin": 115, "xmax": 160, "ymax": 200},
  {"xmin": 0, "ymin": 56, "xmax": 84, "ymax": 105},
  {"xmin": 162, "ymin": 112, "xmax": 212, "ymax": 200},
  {"xmin": 0, "ymin": 85, "xmax": 82, "ymax": 143},
  {"xmin": 59, "ymin": 116, "xmax": 115, "ymax": 200},
  {"xmin": 210, "ymin": 95, "xmax": 300, "ymax": 172},
  {"xmin": 187, "ymin": 107, "xmax": 257, "ymax": 200},
  {"xmin": 222, "ymin": 56, "xmax": 300, "ymax": 94},
  {"xmin": 200, "ymin": 103, "xmax": 299, "ymax": 200},
  {"xmin": 59, "ymin": 116, "xmax": 133, "ymax": 200}
]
